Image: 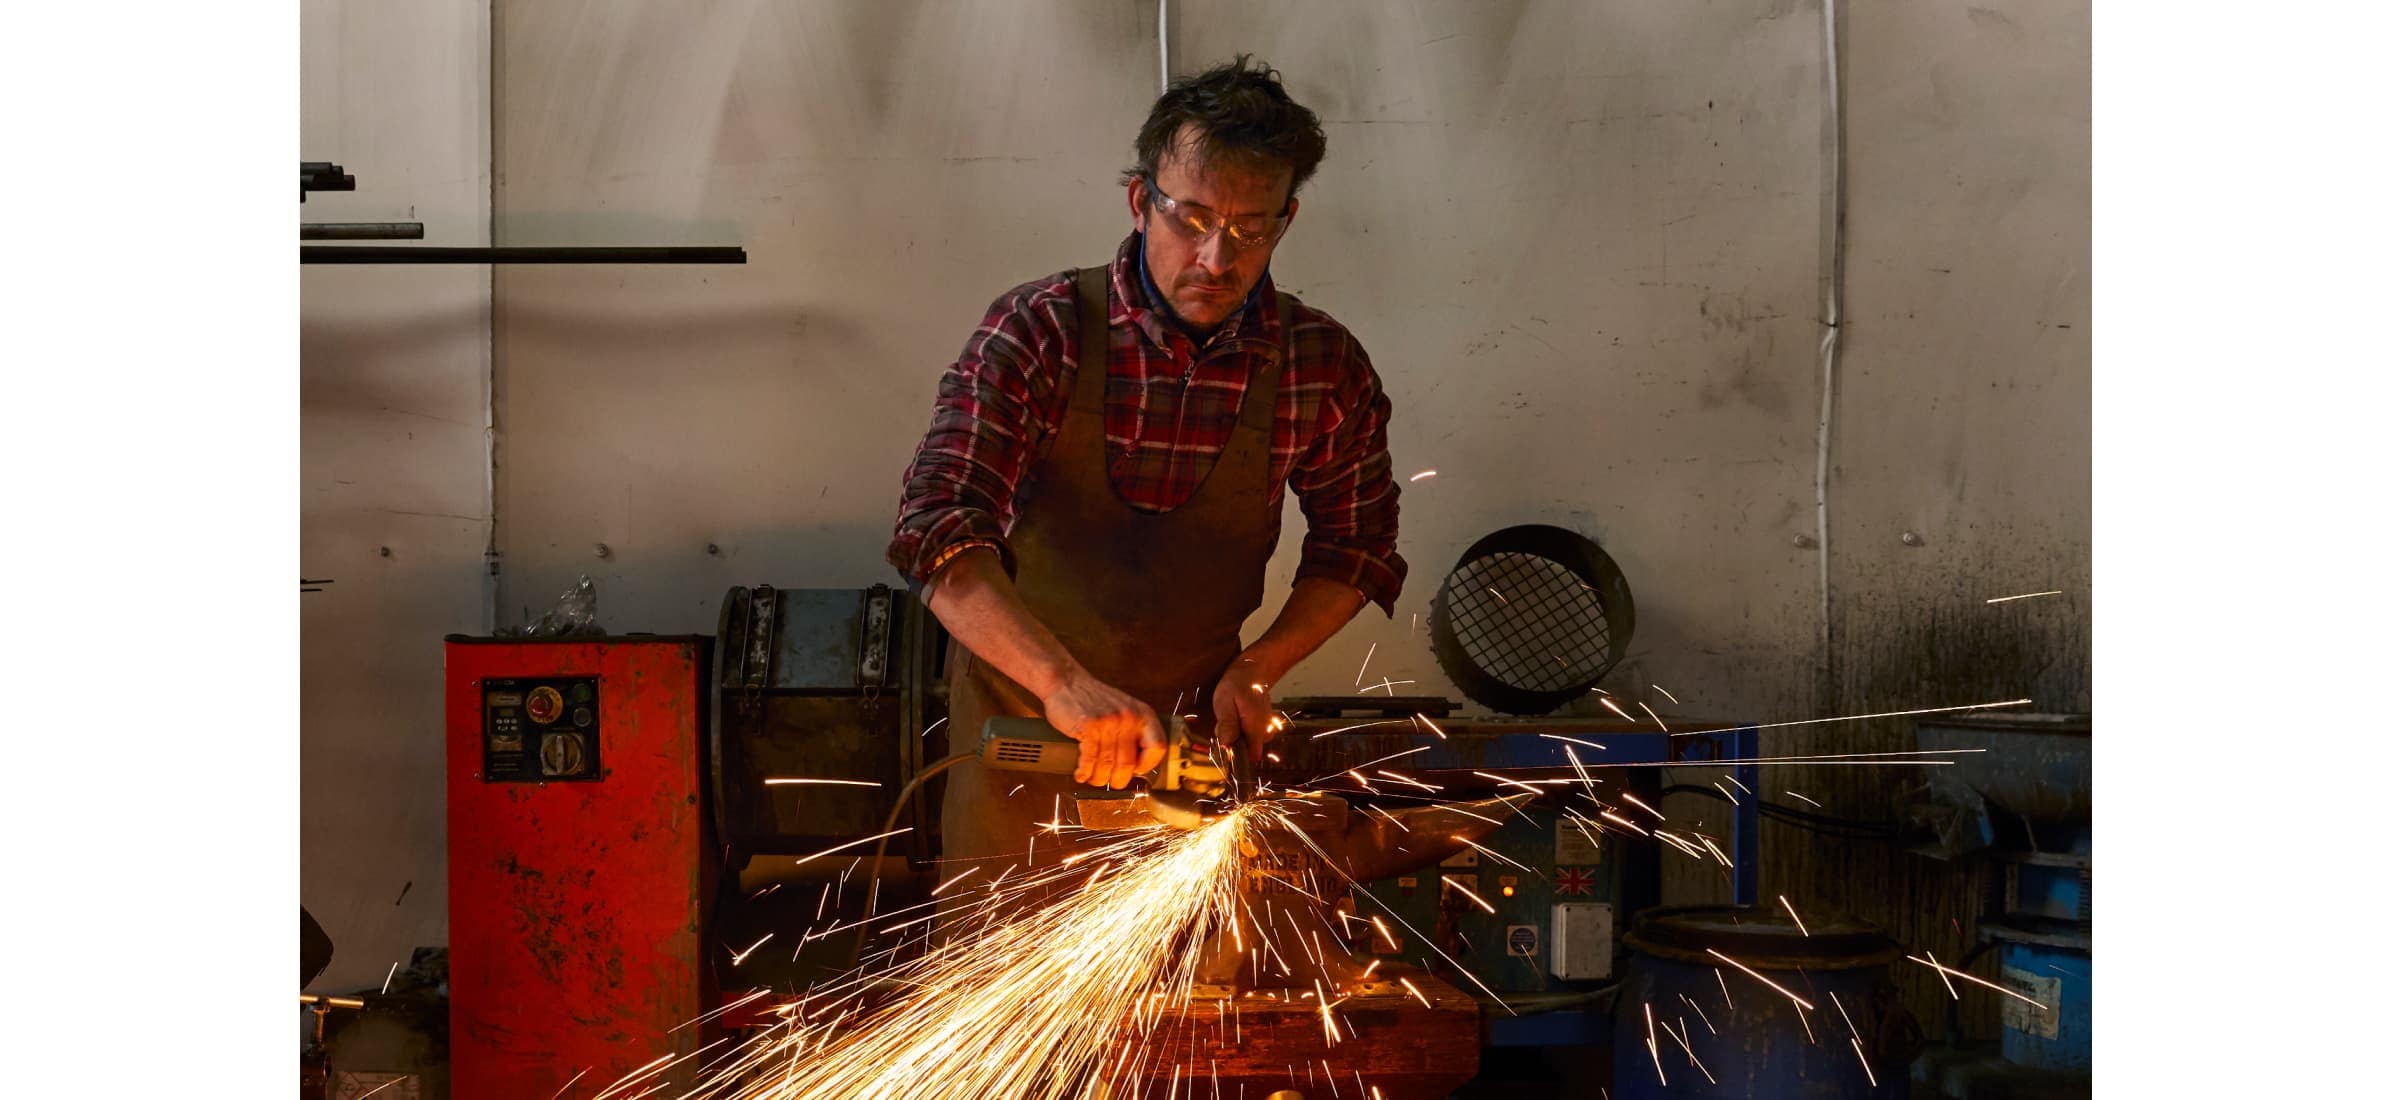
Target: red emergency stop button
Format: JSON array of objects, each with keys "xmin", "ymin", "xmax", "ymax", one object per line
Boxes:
[{"xmin": 526, "ymin": 685, "xmax": 564, "ymax": 725}]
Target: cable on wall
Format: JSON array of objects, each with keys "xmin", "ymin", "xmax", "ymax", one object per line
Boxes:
[
  {"xmin": 1157, "ymin": 0, "xmax": 1170, "ymax": 94},
  {"xmin": 1813, "ymin": 0, "xmax": 1849, "ymax": 704}
]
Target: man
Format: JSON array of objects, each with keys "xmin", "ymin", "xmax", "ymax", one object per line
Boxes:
[{"xmin": 887, "ymin": 57, "xmax": 1404, "ymax": 874}]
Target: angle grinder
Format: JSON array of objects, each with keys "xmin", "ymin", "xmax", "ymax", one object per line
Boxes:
[{"xmin": 978, "ymin": 715, "xmax": 1242, "ymax": 829}]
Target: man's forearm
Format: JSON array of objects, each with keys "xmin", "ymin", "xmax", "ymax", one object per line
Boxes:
[
  {"xmin": 922, "ymin": 547, "xmax": 1082, "ymax": 699},
  {"xmin": 1237, "ymin": 577, "xmax": 1370, "ymax": 684},
  {"xmin": 924, "ymin": 547, "xmax": 1170, "ymax": 787}
]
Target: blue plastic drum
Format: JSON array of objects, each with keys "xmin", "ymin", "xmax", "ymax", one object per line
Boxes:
[{"xmin": 1615, "ymin": 906, "xmax": 1917, "ymax": 1098}]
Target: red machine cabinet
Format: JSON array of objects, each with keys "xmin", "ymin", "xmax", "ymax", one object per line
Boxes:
[{"xmin": 444, "ymin": 635, "xmax": 716, "ymax": 1099}]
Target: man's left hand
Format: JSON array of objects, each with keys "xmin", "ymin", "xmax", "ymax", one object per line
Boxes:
[{"xmin": 1212, "ymin": 655, "xmax": 1281, "ymax": 751}]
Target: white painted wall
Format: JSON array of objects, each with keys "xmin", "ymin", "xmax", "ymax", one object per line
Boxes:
[
  {"xmin": 1832, "ymin": 0, "xmax": 2090, "ymax": 714},
  {"xmin": 488, "ymin": 0, "xmax": 1833, "ymax": 731},
  {"xmin": 1795, "ymin": 0, "xmax": 2090, "ymax": 1029},
  {"xmin": 300, "ymin": 0, "xmax": 492, "ymax": 994}
]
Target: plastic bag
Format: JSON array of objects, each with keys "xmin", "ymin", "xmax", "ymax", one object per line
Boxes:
[{"xmin": 503, "ymin": 574, "xmax": 603, "ymax": 637}]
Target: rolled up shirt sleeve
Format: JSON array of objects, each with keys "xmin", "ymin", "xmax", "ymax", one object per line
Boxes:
[
  {"xmin": 886, "ymin": 284, "xmax": 1067, "ymax": 589},
  {"xmin": 1286, "ymin": 332, "xmax": 1406, "ymax": 616}
]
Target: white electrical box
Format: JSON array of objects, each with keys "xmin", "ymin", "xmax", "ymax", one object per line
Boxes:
[{"xmin": 1550, "ymin": 902, "xmax": 1613, "ymax": 980}]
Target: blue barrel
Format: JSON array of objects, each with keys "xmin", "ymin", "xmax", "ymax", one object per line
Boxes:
[{"xmin": 1615, "ymin": 906, "xmax": 1916, "ymax": 1099}]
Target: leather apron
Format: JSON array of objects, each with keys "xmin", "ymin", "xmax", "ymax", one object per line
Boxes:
[{"xmin": 939, "ymin": 264, "xmax": 1287, "ymax": 898}]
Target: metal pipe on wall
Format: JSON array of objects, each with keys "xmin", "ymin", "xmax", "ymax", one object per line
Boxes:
[
  {"xmin": 302, "ymin": 246, "xmax": 746, "ymax": 264},
  {"xmin": 1813, "ymin": 0, "xmax": 1849, "ymax": 702},
  {"xmin": 301, "ymin": 223, "xmax": 425, "ymax": 240}
]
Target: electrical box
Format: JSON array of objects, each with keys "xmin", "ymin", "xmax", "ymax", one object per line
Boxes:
[
  {"xmin": 445, "ymin": 634, "xmax": 715, "ymax": 1100},
  {"xmin": 1357, "ymin": 801, "xmax": 1623, "ymax": 994},
  {"xmin": 1550, "ymin": 902, "xmax": 1613, "ymax": 980}
]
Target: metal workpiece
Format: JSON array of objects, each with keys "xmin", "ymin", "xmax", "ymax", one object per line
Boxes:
[
  {"xmin": 299, "ymin": 161, "xmax": 354, "ymax": 200},
  {"xmin": 1106, "ymin": 971, "xmax": 1484, "ymax": 1099},
  {"xmin": 300, "ymin": 222, "xmax": 424, "ymax": 240},
  {"xmin": 1265, "ymin": 791, "xmax": 1529, "ymax": 885},
  {"xmin": 1263, "ymin": 711, "xmax": 1764, "ymax": 907},
  {"xmin": 301, "ymin": 245, "xmax": 748, "ymax": 264},
  {"xmin": 1190, "ymin": 791, "xmax": 1527, "ymax": 995}
]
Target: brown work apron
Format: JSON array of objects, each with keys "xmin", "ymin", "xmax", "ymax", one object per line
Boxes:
[{"xmin": 938, "ymin": 264, "xmax": 1287, "ymax": 901}]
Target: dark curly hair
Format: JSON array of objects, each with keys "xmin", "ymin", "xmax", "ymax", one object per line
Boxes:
[{"xmin": 1120, "ymin": 55, "xmax": 1327, "ymax": 208}]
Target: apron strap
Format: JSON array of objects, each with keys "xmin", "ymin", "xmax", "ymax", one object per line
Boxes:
[
  {"xmin": 1076, "ymin": 262, "xmax": 1290, "ymax": 440},
  {"xmin": 1243, "ymin": 290, "xmax": 1292, "ymax": 431},
  {"xmin": 1075, "ymin": 265, "xmax": 1110, "ymax": 414}
]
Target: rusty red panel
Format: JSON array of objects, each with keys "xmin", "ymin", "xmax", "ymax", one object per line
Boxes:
[{"xmin": 445, "ymin": 636, "xmax": 715, "ymax": 1099}]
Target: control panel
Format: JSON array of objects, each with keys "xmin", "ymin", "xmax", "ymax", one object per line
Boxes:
[{"xmin": 480, "ymin": 677, "xmax": 603, "ymax": 782}]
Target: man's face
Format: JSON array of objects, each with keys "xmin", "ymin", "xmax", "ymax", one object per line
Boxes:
[{"xmin": 1129, "ymin": 131, "xmax": 1298, "ymax": 334}]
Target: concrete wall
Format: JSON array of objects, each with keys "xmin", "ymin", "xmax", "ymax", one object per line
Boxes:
[
  {"xmin": 300, "ymin": 0, "xmax": 492, "ymax": 994},
  {"xmin": 1794, "ymin": 0, "xmax": 2091, "ymax": 1033},
  {"xmin": 488, "ymin": 0, "xmax": 1831, "ymax": 736}
]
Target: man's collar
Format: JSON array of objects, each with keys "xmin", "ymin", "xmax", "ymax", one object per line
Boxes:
[{"xmin": 1121, "ymin": 231, "xmax": 1271, "ymax": 349}]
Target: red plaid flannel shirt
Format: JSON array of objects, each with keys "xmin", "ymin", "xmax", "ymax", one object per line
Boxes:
[{"xmin": 888, "ymin": 232, "xmax": 1405, "ymax": 614}]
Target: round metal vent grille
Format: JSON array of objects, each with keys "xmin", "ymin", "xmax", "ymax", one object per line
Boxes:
[{"xmin": 1428, "ymin": 524, "xmax": 1634, "ymax": 715}]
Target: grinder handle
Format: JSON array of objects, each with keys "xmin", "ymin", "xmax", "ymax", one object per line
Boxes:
[
  {"xmin": 980, "ymin": 716, "xmax": 1193, "ymax": 786},
  {"xmin": 978, "ymin": 717, "xmax": 1082, "ymax": 775}
]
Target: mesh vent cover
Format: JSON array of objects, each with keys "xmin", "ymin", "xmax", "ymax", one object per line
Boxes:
[{"xmin": 1428, "ymin": 525, "xmax": 1635, "ymax": 715}]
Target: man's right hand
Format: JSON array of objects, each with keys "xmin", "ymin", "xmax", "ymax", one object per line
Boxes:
[{"xmin": 1041, "ymin": 674, "xmax": 1166, "ymax": 790}]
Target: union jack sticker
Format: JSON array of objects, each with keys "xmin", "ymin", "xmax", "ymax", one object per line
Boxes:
[{"xmin": 1555, "ymin": 866, "xmax": 1597, "ymax": 896}]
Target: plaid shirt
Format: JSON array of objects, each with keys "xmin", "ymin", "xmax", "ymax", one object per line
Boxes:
[{"xmin": 888, "ymin": 232, "xmax": 1405, "ymax": 614}]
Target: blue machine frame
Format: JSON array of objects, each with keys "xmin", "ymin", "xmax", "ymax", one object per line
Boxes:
[{"xmin": 1265, "ymin": 719, "xmax": 1760, "ymax": 906}]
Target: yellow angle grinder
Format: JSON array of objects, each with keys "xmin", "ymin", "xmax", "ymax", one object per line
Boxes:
[{"xmin": 977, "ymin": 715, "xmax": 1240, "ymax": 829}]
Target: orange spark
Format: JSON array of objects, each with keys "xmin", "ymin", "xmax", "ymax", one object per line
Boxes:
[
  {"xmin": 787, "ymin": 828, "xmax": 911, "ymax": 871},
  {"xmin": 1617, "ymin": 791, "xmax": 1665, "ymax": 820},
  {"xmin": 1441, "ymin": 875, "xmax": 1496, "ymax": 914},
  {"xmin": 1706, "ymin": 948, "xmax": 1816, "ymax": 1011},
  {"xmin": 1598, "ymin": 809, "xmax": 1651, "ymax": 836},
  {"xmin": 1924, "ymin": 948, "xmax": 1961, "ymax": 999},
  {"xmin": 1906, "ymin": 955, "xmax": 2051, "ymax": 1010}
]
